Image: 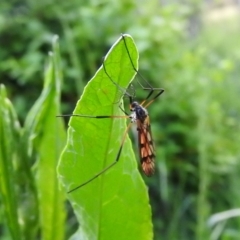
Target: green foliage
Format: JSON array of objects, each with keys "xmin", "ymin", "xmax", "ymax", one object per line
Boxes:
[
  {"xmin": 1, "ymin": 1, "xmax": 240, "ymax": 240},
  {"xmin": 58, "ymin": 35, "xmax": 153, "ymax": 240},
  {"xmin": 0, "ymin": 0, "xmax": 140, "ymax": 121},
  {"xmin": 0, "ymin": 37, "xmax": 66, "ymax": 240},
  {"xmin": 0, "ymin": 85, "xmax": 22, "ymax": 240}
]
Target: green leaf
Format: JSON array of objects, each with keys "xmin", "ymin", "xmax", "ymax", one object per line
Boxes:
[
  {"xmin": 58, "ymin": 34, "xmax": 153, "ymax": 240},
  {"xmin": 23, "ymin": 35, "xmax": 66, "ymax": 240},
  {"xmin": 0, "ymin": 85, "xmax": 22, "ymax": 240}
]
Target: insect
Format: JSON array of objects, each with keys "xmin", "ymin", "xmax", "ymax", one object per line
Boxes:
[{"xmin": 59, "ymin": 34, "xmax": 164, "ymax": 193}]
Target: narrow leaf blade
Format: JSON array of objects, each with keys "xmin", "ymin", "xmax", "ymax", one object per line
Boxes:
[
  {"xmin": 24, "ymin": 36, "xmax": 66, "ymax": 240},
  {"xmin": 0, "ymin": 85, "xmax": 22, "ymax": 240}
]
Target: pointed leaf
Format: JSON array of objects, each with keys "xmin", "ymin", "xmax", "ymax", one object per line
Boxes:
[{"xmin": 58, "ymin": 34, "xmax": 153, "ymax": 240}]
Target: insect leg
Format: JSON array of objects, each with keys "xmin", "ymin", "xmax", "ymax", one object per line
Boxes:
[
  {"xmin": 57, "ymin": 114, "xmax": 128, "ymax": 119},
  {"xmin": 121, "ymin": 34, "xmax": 164, "ymax": 105},
  {"xmin": 141, "ymin": 88, "xmax": 164, "ymax": 108},
  {"xmin": 67, "ymin": 123, "xmax": 132, "ymax": 193}
]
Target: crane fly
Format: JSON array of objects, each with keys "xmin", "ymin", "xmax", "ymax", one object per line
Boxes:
[{"xmin": 59, "ymin": 34, "xmax": 164, "ymax": 193}]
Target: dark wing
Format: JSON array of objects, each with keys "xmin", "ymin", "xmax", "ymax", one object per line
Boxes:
[{"xmin": 137, "ymin": 116, "xmax": 155, "ymax": 176}]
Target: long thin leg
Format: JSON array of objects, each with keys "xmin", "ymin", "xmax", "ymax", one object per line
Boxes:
[
  {"xmin": 57, "ymin": 101, "xmax": 132, "ymax": 120},
  {"xmin": 121, "ymin": 34, "xmax": 164, "ymax": 104},
  {"xmin": 141, "ymin": 88, "xmax": 164, "ymax": 108},
  {"xmin": 57, "ymin": 114, "xmax": 129, "ymax": 119},
  {"xmin": 102, "ymin": 59, "xmax": 133, "ymax": 100},
  {"xmin": 68, "ymin": 123, "xmax": 132, "ymax": 193},
  {"xmin": 121, "ymin": 34, "xmax": 154, "ymax": 90}
]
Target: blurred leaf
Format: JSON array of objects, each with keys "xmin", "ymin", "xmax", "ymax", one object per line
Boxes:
[
  {"xmin": 23, "ymin": 35, "xmax": 66, "ymax": 240},
  {"xmin": 0, "ymin": 85, "xmax": 22, "ymax": 240},
  {"xmin": 208, "ymin": 209, "xmax": 240, "ymax": 228},
  {"xmin": 58, "ymin": 34, "xmax": 153, "ymax": 240}
]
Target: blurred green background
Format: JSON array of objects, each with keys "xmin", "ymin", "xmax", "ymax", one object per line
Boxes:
[{"xmin": 1, "ymin": 0, "xmax": 240, "ymax": 239}]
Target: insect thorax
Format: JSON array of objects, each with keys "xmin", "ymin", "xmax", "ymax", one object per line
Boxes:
[{"xmin": 130, "ymin": 101, "xmax": 148, "ymax": 123}]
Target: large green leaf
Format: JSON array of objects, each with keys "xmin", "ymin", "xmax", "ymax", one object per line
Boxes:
[{"xmin": 58, "ymin": 34, "xmax": 153, "ymax": 240}]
